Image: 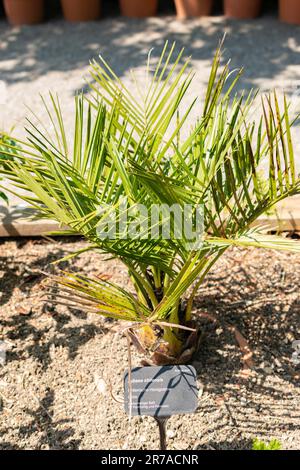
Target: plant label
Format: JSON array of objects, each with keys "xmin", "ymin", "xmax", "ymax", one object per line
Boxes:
[{"xmin": 124, "ymin": 365, "xmax": 198, "ymax": 417}]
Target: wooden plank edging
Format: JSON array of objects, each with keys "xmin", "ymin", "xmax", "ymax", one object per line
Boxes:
[{"xmin": 0, "ymin": 196, "xmax": 299, "ymax": 237}]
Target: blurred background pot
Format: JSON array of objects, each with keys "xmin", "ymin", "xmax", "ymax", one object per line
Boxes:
[
  {"xmin": 61, "ymin": 0, "xmax": 101, "ymax": 22},
  {"xmin": 224, "ymin": 0, "xmax": 261, "ymax": 19},
  {"xmin": 4, "ymin": 0, "xmax": 44, "ymax": 25},
  {"xmin": 279, "ymin": 0, "xmax": 300, "ymax": 25},
  {"xmin": 174, "ymin": 0, "xmax": 213, "ymax": 18},
  {"xmin": 119, "ymin": 0, "xmax": 158, "ymax": 17}
]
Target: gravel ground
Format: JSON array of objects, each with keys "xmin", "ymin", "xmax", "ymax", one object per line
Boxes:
[{"xmin": 0, "ymin": 239, "xmax": 299, "ymax": 450}]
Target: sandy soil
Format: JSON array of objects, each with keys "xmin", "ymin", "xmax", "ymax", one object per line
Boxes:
[{"xmin": 0, "ymin": 238, "xmax": 299, "ymax": 450}]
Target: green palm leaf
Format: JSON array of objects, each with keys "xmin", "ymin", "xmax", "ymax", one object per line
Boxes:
[{"xmin": 1, "ymin": 42, "xmax": 299, "ymax": 360}]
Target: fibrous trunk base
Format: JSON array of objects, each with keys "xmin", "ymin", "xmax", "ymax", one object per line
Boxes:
[{"xmin": 129, "ymin": 322, "xmax": 202, "ymax": 366}]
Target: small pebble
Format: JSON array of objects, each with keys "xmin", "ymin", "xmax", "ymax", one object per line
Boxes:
[{"xmin": 274, "ymin": 358, "xmax": 282, "ymax": 368}]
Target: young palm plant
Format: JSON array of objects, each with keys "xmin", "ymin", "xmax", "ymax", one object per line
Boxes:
[{"xmin": 1, "ymin": 42, "xmax": 300, "ymax": 365}]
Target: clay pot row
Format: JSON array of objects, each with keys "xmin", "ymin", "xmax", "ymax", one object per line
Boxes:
[
  {"xmin": 176, "ymin": 0, "xmax": 300, "ymax": 23},
  {"xmin": 3, "ymin": 1, "xmax": 300, "ymax": 26},
  {"xmin": 2, "ymin": 0, "xmax": 158, "ymax": 25},
  {"xmin": 175, "ymin": 0, "xmax": 261, "ymax": 19}
]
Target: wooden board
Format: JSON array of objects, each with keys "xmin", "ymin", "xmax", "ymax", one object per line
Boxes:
[
  {"xmin": 253, "ymin": 195, "xmax": 300, "ymax": 232},
  {"xmin": 0, "ymin": 205, "xmax": 62, "ymax": 237},
  {"xmin": 0, "ymin": 196, "xmax": 299, "ymax": 238}
]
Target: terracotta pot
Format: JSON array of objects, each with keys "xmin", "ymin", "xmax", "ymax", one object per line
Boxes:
[
  {"xmin": 174, "ymin": 0, "xmax": 213, "ymax": 18},
  {"xmin": 61, "ymin": 0, "xmax": 101, "ymax": 22},
  {"xmin": 224, "ymin": 0, "xmax": 261, "ymax": 19},
  {"xmin": 279, "ymin": 0, "xmax": 300, "ymax": 25},
  {"xmin": 4, "ymin": 0, "xmax": 44, "ymax": 25},
  {"xmin": 119, "ymin": 0, "xmax": 158, "ymax": 18}
]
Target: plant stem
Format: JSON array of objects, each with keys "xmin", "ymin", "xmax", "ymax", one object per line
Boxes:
[{"xmin": 185, "ymin": 249, "xmax": 226, "ymax": 321}]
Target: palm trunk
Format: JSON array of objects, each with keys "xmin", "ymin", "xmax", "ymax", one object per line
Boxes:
[{"xmin": 132, "ymin": 289, "xmax": 199, "ymax": 365}]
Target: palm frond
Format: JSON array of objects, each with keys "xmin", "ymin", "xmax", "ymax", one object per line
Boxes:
[
  {"xmin": 1, "ymin": 42, "xmax": 299, "ymax": 340},
  {"xmin": 48, "ymin": 271, "xmax": 151, "ymax": 321}
]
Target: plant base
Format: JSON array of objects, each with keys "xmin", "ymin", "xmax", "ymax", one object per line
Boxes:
[{"xmin": 129, "ymin": 322, "xmax": 202, "ymax": 366}]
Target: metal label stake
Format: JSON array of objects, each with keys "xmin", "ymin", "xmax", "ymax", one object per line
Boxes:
[
  {"xmin": 124, "ymin": 365, "xmax": 198, "ymax": 450},
  {"xmin": 154, "ymin": 417, "xmax": 169, "ymax": 450}
]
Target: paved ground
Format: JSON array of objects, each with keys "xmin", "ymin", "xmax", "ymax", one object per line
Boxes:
[
  {"xmin": 1, "ymin": 14, "xmax": 300, "ymax": 133},
  {"xmin": 0, "ymin": 13, "xmax": 300, "ymax": 210}
]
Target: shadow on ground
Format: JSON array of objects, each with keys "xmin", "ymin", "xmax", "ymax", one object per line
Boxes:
[
  {"xmin": 0, "ymin": 238, "xmax": 111, "ymax": 370},
  {"xmin": 0, "ymin": 388, "xmax": 82, "ymax": 450},
  {"xmin": 0, "ymin": 241, "xmax": 299, "ymax": 449},
  {"xmin": 0, "ymin": 237, "xmax": 79, "ymax": 306},
  {"xmin": 193, "ymin": 275, "xmax": 300, "ymax": 388}
]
